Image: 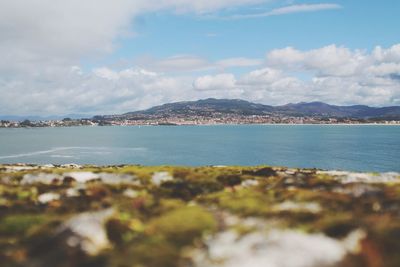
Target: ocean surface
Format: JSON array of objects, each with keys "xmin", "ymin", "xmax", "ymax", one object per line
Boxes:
[{"xmin": 0, "ymin": 125, "xmax": 399, "ymax": 172}]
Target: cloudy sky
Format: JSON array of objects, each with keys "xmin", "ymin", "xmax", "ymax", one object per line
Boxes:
[{"xmin": 0, "ymin": 0, "xmax": 399, "ymax": 116}]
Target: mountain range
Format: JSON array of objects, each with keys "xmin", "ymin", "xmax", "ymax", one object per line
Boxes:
[
  {"xmin": 3, "ymin": 99, "xmax": 400, "ymax": 122},
  {"xmin": 117, "ymin": 98, "xmax": 400, "ymax": 120}
]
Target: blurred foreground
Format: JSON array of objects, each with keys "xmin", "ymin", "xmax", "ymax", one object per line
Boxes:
[{"xmin": 0, "ymin": 164, "xmax": 399, "ymax": 267}]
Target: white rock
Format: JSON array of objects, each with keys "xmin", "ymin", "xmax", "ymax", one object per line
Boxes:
[
  {"xmin": 123, "ymin": 188, "xmax": 139, "ymax": 198},
  {"xmin": 38, "ymin": 192, "xmax": 60, "ymax": 204},
  {"xmin": 151, "ymin": 172, "xmax": 173, "ymax": 186},
  {"xmin": 318, "ymin": 171, "xmax": 400, "ymax": 184},
  {"xmin": 5, "ymin": 165, "xmax": 38, "ymax": 172},
  {"xmin": 22, "ymin": 171, "xmax": 139, "ymax": 186},
  {"xmin": 63, "ymin": 172, "xmax": 100, "ymax": 183},
  {"xmin": 98, "ymin": 173, "xmax": 139, "ymax": 185},
  {"xmin": 58, "ymin": 209, "xmax": 114, "ymax": 255},
  {"xmin": 272, "ymin": 201, "xmax": 322, "ymax": 213},
  {"xmin": 241, "ymin": 179, "xmax": 259, "ymax": 187},
  {"xmin": 193, "ymin": 229, "xmax": 365, "ymax": 267},
  {"xmin": 41, "ymin": 164, "xmax": 55, "ymax": 168},
  {"xmin": 333, "ymin": 184, "xmax": 381, "ymax": 198},
  {"xmin": 66, "ymin": 188, "xmax": 80, "ymax": 197},
  {"xmin": 21, "ymin": 173, "xmax": 62, "ymax": 185},
  {"xmin": 342, "ymin": 229, "xmax": 367, "ymax": 253}
]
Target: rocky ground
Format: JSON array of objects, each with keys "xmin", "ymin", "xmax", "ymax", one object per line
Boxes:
[{"xmin": 0, "ymin": 164, "xmax": 399, "ymax": 267}]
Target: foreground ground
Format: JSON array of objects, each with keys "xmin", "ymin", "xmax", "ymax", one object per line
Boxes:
[{"xmin": 0, "ymin": 164, "xmax": 399, "ymax": 267}]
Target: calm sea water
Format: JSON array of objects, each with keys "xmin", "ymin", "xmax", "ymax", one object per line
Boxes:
[{"xmin": 0, "ymin": 125, "xmax": 399, "ymax": 172}]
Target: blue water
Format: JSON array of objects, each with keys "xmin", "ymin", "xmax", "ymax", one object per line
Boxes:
[{"xmin": 0, "ymin": 125, "xmax": 399, "ymax": 172}]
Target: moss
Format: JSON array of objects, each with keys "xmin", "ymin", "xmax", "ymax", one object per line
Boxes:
[
  {"xmin": 148, "ymin": 206, "xmax": 216, "ymax": 246},
  {"xmin": 0, "ymin": 214, "xmax": 47, "ymax": 236},
  {"xmin": 204, "ymin": 189, "xmax": 271, "ymax": 216},
  {"xmin": 158, "ymin": 198, "xmax": 186, "ymax": 211},
  {"xmin": 109, "ymin": 236, "xmax": 180, "ymax": 267}
]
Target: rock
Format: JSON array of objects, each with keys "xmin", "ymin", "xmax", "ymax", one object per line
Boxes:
[
  {"xmin": 318, "ymin": 171, "xmax": 400, "ymax": 184},
  {"xmin": 38, "ymin": 193, "xmax": 60, "ymax": 204},
  {"xmin": 65, "ymin": 188, "xmax": 80, "ymax": 197},
  {"xmin": 41, "ymin": 164, "xmax": 55, "ymax": 168},
  {"xmin": 97, "ymin": 172, "xmax": 139, "ymax": 185},
  {"xmin": 241, "ymin": 179, "xmax": 259, "ymax": 187},
  {"xmin": 272, "ymin": 201, "xmax": 322, "ymax": 213},
  {"xmin": 152, "ymin": 172, "xmax": 173, "ymax": 186},
  {"xmin": 57, "ymin": 209, "xmax": 114, "ymax": 255},
  {"xmin": 192, "ymin": 229, "xmax": 366, "ymax": 267},
  {"xmin": 63, "ymin": 172, "xmax": 100, "ymax": 183},
  {"xmin": 4, "ymin": 165, "xmax": 38, "ymax": 172},
  {"xmin": 333, "ymin": 184, "xmax": 383, "ymax": 198},
  {"xmin": 123, "ymin": 188, "xmax": 139, "ymax": 198},
  {"xmin": 21, "ymin": 173, "xmax": 62, "ymax": 185}
]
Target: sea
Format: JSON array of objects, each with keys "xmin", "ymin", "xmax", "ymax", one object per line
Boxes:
[{"xmin": 0, "ymin": 125, "xmax": 399, "ymax": 172}]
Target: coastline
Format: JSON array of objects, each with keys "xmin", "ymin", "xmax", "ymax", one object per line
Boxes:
[{"xmin": 1, "ymin": 122, "xmax": 400, "ymax": 129}]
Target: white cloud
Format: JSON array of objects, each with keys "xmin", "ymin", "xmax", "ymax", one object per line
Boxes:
[
  {"xmin": 367, "ymin": 63, "xmax": 400, "ymax": 76},
  {"xmin": 1, "ymin": 44, "xmax": 400, "ymax": 116},
  {"xmin": 0, "ymin": 0, "xmax": 270, "ymax": 115},
  {"xmin": 0, "ymin": 1, "xmax": 399, "ymax": 115},
  {"xmin": 93, "ymin": 67, "xmax": 159, "ymax": 81},
  {"xmin": 239, "ymin": 67, "xmax": 283, "ymax": 85},
  {"xmin": 0, "ymin": 0, "xmax": 269, "ymax": 77},
  {"xmin": 267, "ymin": 47, "xmax": 305, "ymax": 67},
  {"xmin": 229, "ymin": 3, "xmax": 342, "ymax": 19},
  {"xmin": 0, "ymin": 66, "xmax": 193, "ymax": 115},
  {"xmin": 194, "ymin": 74, "xmax": 237, "ymax": 90},
  {"xmin": 268, "ymin": 3, "xmax": 342, "ymax": 16},
  {"xmin": 200, "ymin": 44, "xmax": 400, "ymax": 106},
  {"xmin": 263, "ymin": 44, "xmax": 400, "ymax": 105},
  {"xmin": 267, "ymin": 45, "xmax": 365, "ymax": 77},
  {"xmin": 163, "ymin": 0, "xmax": 268, "ymax": 14},
  {"xmin": 372, "ymin": 44, "xmax": 400, "ymax": 62},
  {"xmin": 93, "ymin": 68, "xmax": 120, "ymax": 81}
]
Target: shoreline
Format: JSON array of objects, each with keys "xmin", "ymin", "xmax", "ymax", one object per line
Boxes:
[
  {"xmin": 1, "ymin": 122, "xmax": 400, "ymax": 129},
  {"xmin": 1, "ymin": 163, "xmax": 399, "ymax": 176}
]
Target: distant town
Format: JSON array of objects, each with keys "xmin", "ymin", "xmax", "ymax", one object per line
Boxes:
[
  {"xmin": 1, "ymin": 99, "xmax": 400, "ymax": 128},
  {"xmin": 1, "ymin": 114, "xmax": 400, "ymax": 128}
]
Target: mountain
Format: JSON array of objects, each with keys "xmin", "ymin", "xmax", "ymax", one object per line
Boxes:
[
  {"xmin": 118, "ymin": 98, "xmax": 400, "ymax": 119},
  {"xmin": 276, "ymin": 102, "xmax": 400, "ymax": 118},
  {"xmin": 4, "ymin": 99, "xmax": 399, "ymax": 122},
  {"xmin": 125, "ymin": 98, "xmax": 274, "ymax": 116}
]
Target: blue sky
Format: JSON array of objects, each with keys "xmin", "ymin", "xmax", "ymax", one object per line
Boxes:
[
  {"xmin": 0, "ymin": 0, "xmax": 399, "ymax": 115},
  {"xmin": 87, "ymin": 0, "xmax": 400, "ymax": 69}
]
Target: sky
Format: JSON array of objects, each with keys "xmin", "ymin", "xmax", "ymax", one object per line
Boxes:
[{"xmin": 0, "ymin": 0, "xmax": 399, "ymax": 116}]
